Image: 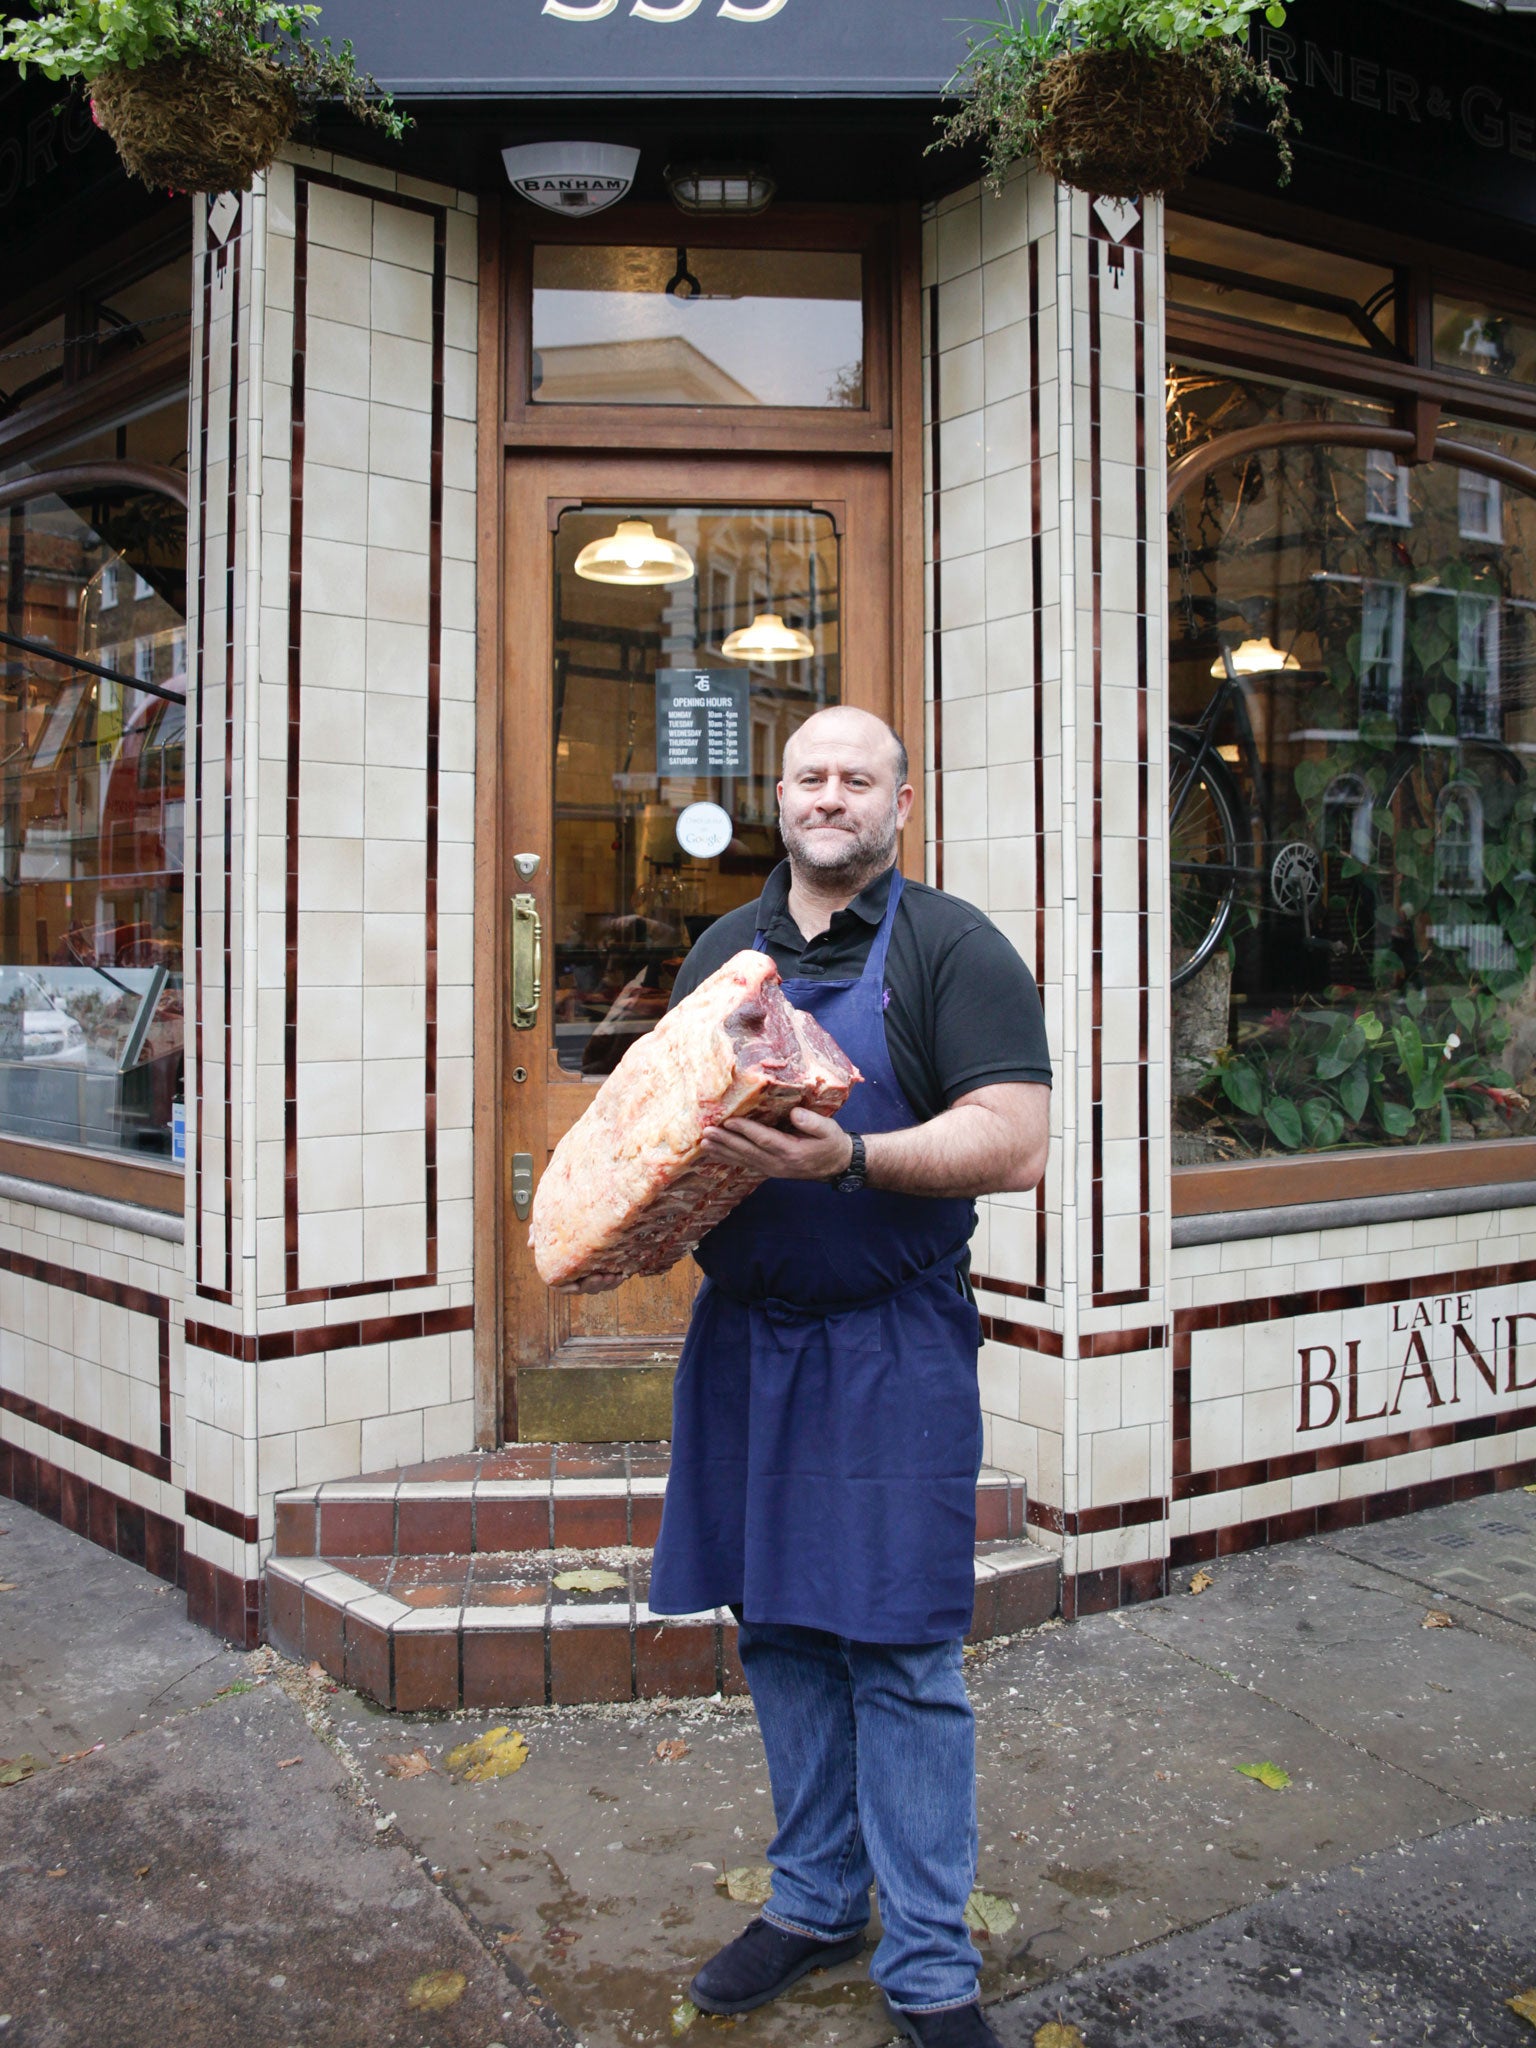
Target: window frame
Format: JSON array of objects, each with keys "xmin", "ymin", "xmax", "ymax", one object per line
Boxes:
[{"xmin": 1168, "ymin": 191, "xmax": 1536, "ymax": 1211}]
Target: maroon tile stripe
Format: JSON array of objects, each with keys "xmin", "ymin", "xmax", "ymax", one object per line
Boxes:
[
  {"xmin": 1063, "ymin": 1557, "xmax": 1168, "ymax": 1617},
  {"xmin": 1172, "ymin": 1254, "xmax": 1536, "ymax": 1497},
  {"xmin": 979, "ymin": 1309, "xmax": 1065, "ymax": 1356},
  {"xmin": 928, "ymin": 281, "xmax": 944, "ymax": 890},
  {"xmin": 1027, "ymin": 1493, "xmax": 1166, "ymax": 1538},
  {"xmin": 1087, "ymin": 211, "xmax": 1152, "ymax": 1311},
  {"xmin": 1081, "ymin": 1322, "xmax": 1168, "ymax": 1358},
  {"xmin": 282, "ymin": 170, "xmax": 448, "ymax": 1303},
  {"xmin": 1170, "ymin": 1457, "xmax": 1536, "ymax": 1572},
  {"xmin": 186, "ymin": 1301, "xmax": 472, "ymax": 1364},
  {"xmin": 0, "ymin": 1439, "xmax": 184, "ymax": 1586},
  {"xmin": 184, "ymin": 1490, "xmax": 258, "ymax": 1545},
  {"xmin": 0, "ymin": 1249, "xmax": 171, "ymax": 1480},
  {"xmin": 219, "ymin": 215, "xmax": 242, "ymax": 1302},
  {"xmin": 1028, "ymin": 235, "xmax": 1049, "ymax": 1299},
  {"xmin": 186, "ymin": 1552, "xmax": 262, "ymax": 1649}
]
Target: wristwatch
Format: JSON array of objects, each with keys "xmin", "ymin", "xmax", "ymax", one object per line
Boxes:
[{"xmin": 832, "ymin": 1132, "xmax": 868, "ymax": 1194}]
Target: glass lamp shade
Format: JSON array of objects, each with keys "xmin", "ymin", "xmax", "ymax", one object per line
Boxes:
[
  {"xmin": 665, "ymin": 163, "xmax": 777, "ymax": 216},
  {"xmin": 573, "ymin": 520, "xmax": 696, "ymax": 587},
  {"xmin": 720, "ymin": 611, "xmax": 815, "ymax": 662},
  {"xmin": 1211, "ymin": 636, "xmax": 1300, "ymax": 678}
]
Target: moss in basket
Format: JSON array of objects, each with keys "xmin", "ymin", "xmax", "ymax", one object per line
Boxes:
[
  {"xmin": 932, "ymin": 0, "xmax": 1297, "ymax": 198},
  {"xmin": 0, "ymin": 1, "xmax": 409, "ymax": 145}
]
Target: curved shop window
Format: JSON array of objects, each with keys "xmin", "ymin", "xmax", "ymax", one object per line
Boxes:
[
  {"xmin": 1167, "ymin": 366, "xmax": 1536, "ymax": 1161},
  {"xmin": 0, "ymin": 407, "xmax": 188, "ymax": 1162}
]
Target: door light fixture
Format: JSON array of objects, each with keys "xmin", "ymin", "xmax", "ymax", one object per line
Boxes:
[
  {"xmin": 574, "ymin": 519, "xmax": 696, "ymax": 586},
  {"xmin": 721, "ymin": 611, "xmax": 814, "ymax": 662},
  {"xmin": 1210, "ymin": 637, "xmax": 1299, "ymax": 677},
  {"xmin": 665, "ymin": 163, "xmax": 777, "ymax": 216}
]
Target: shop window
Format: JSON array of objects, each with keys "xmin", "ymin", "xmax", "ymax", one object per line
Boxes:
[
  {"xmin": 1365, "ymin": 450, "xmax": 1410, "ymax": 526},
  {"xmin": 1169, "ymin": 364, "xmax": 1536, "ymax": 1162},
  {"xmin": 0, "ymin": 395, "xmax": 188, "ymax": 1162},
  {"xmin": 530, "ymin": 245, "xmax": 865, "ymax": 409},
  {"xmin": 1165, "ymin": 211, "xmax": 1399, "ymax": 353},
  {"xmin": 1434, "ymin": 294, "xmax": 1536, "ymax": 387}
]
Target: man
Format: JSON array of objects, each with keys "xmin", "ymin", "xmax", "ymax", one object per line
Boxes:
[{"xmin": 648, "ymin": 705, "xmax": 1050, "ymax": 2048}]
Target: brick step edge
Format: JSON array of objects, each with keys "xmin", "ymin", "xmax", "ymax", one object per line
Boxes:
[
  {"xmin": 264, "ymin": 1543, "xmax": 1061, "ymax": 1712},
  {"xmin": 274, "ymin": 1470, "xmax": 1029, "ymax": 1562}
]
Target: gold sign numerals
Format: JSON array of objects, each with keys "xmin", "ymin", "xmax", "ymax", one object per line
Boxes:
[{"xmin": 542, "ymin": 0, "xmax": 789, "ymax": 21}]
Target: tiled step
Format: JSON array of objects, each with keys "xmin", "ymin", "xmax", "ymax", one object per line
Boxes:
[
  {"xmin": 274, "ymin": 1446, "xmax": 1032, "ymax": 1560},
  {"xmin": 265, "ymin": 1445, "xmax": 1059, "ymax": 1710},
  {"xmin": 264, "ymin": 1539, "xmax": 1060, "ymax": 1712}
]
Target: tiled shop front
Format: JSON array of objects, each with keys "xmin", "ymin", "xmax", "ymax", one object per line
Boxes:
[{"xmin": 3, "ymin": 0, "xmax": 1536, "ymax": 1689}]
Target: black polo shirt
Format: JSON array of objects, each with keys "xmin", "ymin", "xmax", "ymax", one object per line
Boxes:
[{"xmin": 668, "ymin": 862, "xmax": 1052, "ymax": 1124}]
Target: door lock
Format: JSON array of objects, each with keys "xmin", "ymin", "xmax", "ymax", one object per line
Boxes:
[
  {"xmin": 512, "ymin": 852, "xmax": 542, "ymax": 880},
  {"xmin": 512, "ymin": 1153, "xmax": 535, "ymax": 1223}
]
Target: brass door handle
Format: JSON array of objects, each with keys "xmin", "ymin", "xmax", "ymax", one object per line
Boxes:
[{"xmin": 511, "ymin": 893, "xmax": 543, "ymax": 1031}]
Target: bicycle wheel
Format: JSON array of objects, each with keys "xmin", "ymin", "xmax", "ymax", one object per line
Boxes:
[{"xmin": 1170, "ymin": 728, "xmax": 1243, "ymax": 989}]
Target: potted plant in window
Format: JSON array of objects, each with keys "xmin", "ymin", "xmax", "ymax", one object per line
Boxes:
[
  {"xmin": 0, "ymin": 1, "xmax": 407, "ymax": 195},
  {"xmin": 934, "ymin": 0, "xmax": 1297, "ymax": 201}
]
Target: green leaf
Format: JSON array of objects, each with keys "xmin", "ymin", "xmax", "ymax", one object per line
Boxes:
[
  {"xmin": 1263, "ymin": 1098, "xmax": 1304, "ymax": 1149},
  {"xmin": 1222, "ymin": 1064, "xmax": 1263, "ymax": 1115},
  {"xmin": 1339, "ymin": 1063, "xmax": 1369, "ymax": 1122},
  {"xmin": 964, "ymin": 1889, "xmax": 1019, "ymax": 1937},
  {"xmin": 720, "ymin": 1865, "xmax": 774, "ymax": 1905},
  {"xmin": 1235, "ymin": 1760, "xmax": 1291, "ymax": 1791},
  {"xmin": 1379, "ymin": 1100, "xmax": 1417, "ymax": 1137},
  {"xmin": 1451, "ymin": 995, "xmax": 1480, "ymax": 1034}
]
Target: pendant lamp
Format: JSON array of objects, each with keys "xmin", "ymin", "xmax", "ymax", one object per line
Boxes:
[
  {"xmin": 1210, "ymin": 637, "xmax": 1299, "ymax": 678},
  {"xmin": 721, "ymin": 534, "xmax": 815, "ymax": 662},
  {"xmin": 574, "ymin": 519, "xmax": 695, "ymax": 587}
]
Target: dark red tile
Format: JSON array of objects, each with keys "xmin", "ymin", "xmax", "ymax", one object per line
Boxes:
[
  {"xmin": 995, "ymin": 1562, "xmax": 1061, "ymax": 1632},
  {"xmin": 552, "ymin": 1495, "xmax": 627, "ymax": 1549},
  {"xmin": 556, "ymin": 1449, "xmax": 629, "ymax": 1478},
  {"xmin": 1118, "ymin": 1558, "xmax": 1167, "ymax": 1607},
  {"xmin": 35, "ymin": 1456, "xmax": 61, "ymax": 1522},
  {"xmin": 266, "ymin": 1572, "xmax": 304, "ymax": 1658},
  {"xmin": 394, "ymin": 1628, "xmax": 460, "ymax": 1712},
  {"xmin": 478, "ymin": 1448, "xmax": 557, "ymax": 1481},
  {"xmin": 145, "ymin": 1510, "xmax": 181, "ymax": 1585},
  {"xmin": 303, "ymin": 1591, "xmax": 346, "ymax": 1679},
  {"xmin": 470, "ymin": 1583, "xmax": 547, "ymax": 1607},
  {"xmin": 636, "ymin": 1622, "xmax": 717, "ymax": 1699},
  {"xmin": 1268, "ymin": 1508, "xmax": 1318, "ymax": 1547},
  {"xmin": 89, "ymin": 1483, "xmax": 118, "ymax": 1552},
  {"xmin": 345, "ymin": 1613, "xmax": 391, "ymax": 1704},
  {"xmin": 1315, "ymin": 1496, "xmax": 1366, "ymax": 1534},
  {"xmin": 319, "ymin": 1499, "xmax": 395, "ymax": 1556},
  {"xmin": 475, "ymin": 1497, "xmax": 550, "ymax": 1552},
  {"xmin": 397, "ymin": 1497, "xmax": 474, "ymax": 1555},
  {"xmin": 463, "ymin": 1630, "xmax": 546, "ymax": 1710},
  {"xmin": 397, "ymin": 1583, "xmax": 462, "ymax": 1608},
  {"xmin": 332, "ymin": 1555, "xmax": 394, "ymax": 1588},
  {"xmin": 116, "ymin": 1501, "xmax": 147, "ymax": 1568},
  {"xmin": 1071, "ymin": 1566, "xmax": 1121, "ymax": 1617},
  {"xmin": 60, "ymin": 1470, "xmax": 89, "ymax": 1536},
  {"xmin": 1216, "ymin": 1518, "xmax": 1267, "ymax": 1557},
  {"xmin": 399, "ymin": 1457, "xmax": 481, "ymax": 1482},
  {"xmin": 974, "ymin": 1488, "xmax": 1008, "ymax": 1542},
  {"xmin": 275, "ymin": 1498, "xmax": 318, "ymax": 1555},
  {"xmin": 550, "ymin": 1623, "xmax": 633, "ymax": 1705},
  {"xmin": 629, "ymin": 1496, "xmax": 664, "ymax": 1549},
  {"xmin": 967, "ymin": 1580, "xmax": 998, "ymax": 1643},
  {"xmin": 721, "ymin": 1628, "xmax": 749, "ymax": 1698},
  {"xmin": 9, "ymin": 1446, "xmax": 39, "ymax": 1510},
  {"xmin": 185, "ymin": 1553, "xmax": 218, "ymax": 1634}
]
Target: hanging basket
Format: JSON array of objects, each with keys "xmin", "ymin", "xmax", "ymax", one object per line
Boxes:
[
  {"xmin": 1024, "ymin": 43, "xmax": 1237, "ymax": 199},
  {"xmin": 90, "ymin": 51, "xmax": 298, "ymax": 194}
]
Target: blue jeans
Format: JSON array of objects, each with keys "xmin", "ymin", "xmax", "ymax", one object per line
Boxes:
[{"xmin": 737, "ymin": 1620, "xmax": 980, "ymax": 2013}]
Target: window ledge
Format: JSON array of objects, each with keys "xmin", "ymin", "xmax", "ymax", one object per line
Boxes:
[
  {"xmin": 0, "ymin": 1170, "xmax": 183, "ymax": 1244},
  {"xmin": 1174, "ymin": 1137, "xmax": 1536, "ymax": 1217},
  {"xmin": 1174, "ymin": 1175, "xmax": 1536, "ymax": 1248}
]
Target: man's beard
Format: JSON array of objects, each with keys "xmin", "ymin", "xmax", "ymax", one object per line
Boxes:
[{"xmin": 779, "ymin": 799, "xmax": 900, "ymax": 888}]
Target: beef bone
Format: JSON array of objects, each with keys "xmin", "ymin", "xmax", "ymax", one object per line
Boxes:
[{"xmin": 530, "ymin": 950, "xmax": 860, "ymax": 1290}]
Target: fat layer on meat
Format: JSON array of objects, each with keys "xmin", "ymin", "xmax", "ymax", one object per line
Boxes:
[{"xmin": 529, "ymin": 950, "xmax": 860, "ymax": 1290}]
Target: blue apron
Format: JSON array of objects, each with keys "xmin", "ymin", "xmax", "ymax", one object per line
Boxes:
[{"xmin": 648, "ymin": 871, "xmax": 983, "ymax": 1644}]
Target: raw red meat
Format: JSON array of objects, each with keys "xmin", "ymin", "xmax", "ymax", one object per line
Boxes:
[{"xmin": 530, "ymin": 951, "xmax": 860, "ymax": 1290}]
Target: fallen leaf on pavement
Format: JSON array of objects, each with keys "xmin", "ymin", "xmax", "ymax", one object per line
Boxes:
[
  {"xmin": 405, "ymin": 1969, "xmax": 467, "ymax": 2012},
  {"xmin": 307, "ymin": 1661, "xmax": 326, "ymax": 1679},
  {"xmin": 276, "ymin": 1756, "xmax": 304, "ymax": 1769},
  {"xmin": 552, "ymin": 1567, "xmax": 626, "ymax": 1594},
  {"xmin": 963, "ymin": 1890, "xmax": 1018, "ymax": 1938},
  {"xmin": 1235, "ymin": 1761, "xmax": 1291, "ymax": 1791},
  {"xmin": 1035, "ymin": 2026, "xmax": 1088, "ymax": 2048},
  {"xmin": 385, "ymin": 1749, "xmax": 433, "ymax": 1779},
  {"xmin": 444, "ymin": 1727, "xmax": 529, "ymax": 1782},
  {"xmin": 47, "ymin": 1868, "xmax": 66, "ymax": 1879},
  {"xmin": 654, "ymin": 1739, "xmax": 689, "ymax": 1763},
  {"xmin": 1189, "ymin": 1570, "xmax": 1214, "ymax": 1595},
  {"xmin": 671, "ymin": 1999, "xmax": 701, "ymax": 2036},
  {"xmin": 718, "ymin": 1866, "xmax": 773, "ymax": 1906},
  {"xmin": 0, "ymin": 1582, "xmax": 18, "ymax": 1592},
  {"xmin": 135, "ymin": 1865, "xmax": 151, "ymax": 1879},
  {"xmin": 1422, "ymin": 1610, "xmax": 1454, "ymax": 1629},
  {"xmin": 1508, "ymin": 1990, "xmax": 1536, "ymax": 2027},
  {"xmin": 0, "ymin": 1757, "xmax": 39, "ymax": 1788},
  {"xmin": 55, "ymin": 1744, "xmax": 105, "ymax": 1766}
]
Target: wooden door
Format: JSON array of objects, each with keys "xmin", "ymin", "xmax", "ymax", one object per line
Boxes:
[{"xmin": 501, "ymin": 452, "xmax": 899, "ymax": 1439}]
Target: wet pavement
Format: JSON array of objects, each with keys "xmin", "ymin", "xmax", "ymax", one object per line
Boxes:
[{"xmin": 2, "ymin": 1488, "xmax": 1535, "ymax": 2046}]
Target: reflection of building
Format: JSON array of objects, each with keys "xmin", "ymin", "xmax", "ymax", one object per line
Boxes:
[{"xmin": 3, "ymin": 0, "xmax": 1536, "ymax": 1680}]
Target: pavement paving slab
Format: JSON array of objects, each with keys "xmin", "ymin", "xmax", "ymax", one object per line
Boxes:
[{"xmin": 992, "ymin": 1817, "xmax": 1536, "ymax": 2048}]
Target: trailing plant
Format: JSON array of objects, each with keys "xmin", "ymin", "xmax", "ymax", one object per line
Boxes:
[
  {"xmin": 0, "ymin": 1, "xmax": 407, "ymax": 141},
  {"xmin": 933, "ymin": 0, "xmax": 1296, "ymax": 198}
]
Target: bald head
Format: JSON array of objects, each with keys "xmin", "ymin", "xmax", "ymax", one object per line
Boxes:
[{"xmin": 782, "ymin": 707, "xmax": 909, "ymax": 787}]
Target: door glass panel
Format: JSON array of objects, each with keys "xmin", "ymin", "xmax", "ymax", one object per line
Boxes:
[
  {"xmin": 531, "ymin": 247, "xmax": 865, "ymax": 409},
  {"xmin": 553, "ymin": 504, "xmax": 840, "ymax": 1076}
]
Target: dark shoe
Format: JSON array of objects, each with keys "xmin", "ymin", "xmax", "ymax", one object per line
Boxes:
[
  {"xmin": 690, "ymin": 1916, "xmax": 866, "ymax": 2015},
  {"xmin": 883, "ymin": 1995, "xmax": 1004, "ymax": 2047}
]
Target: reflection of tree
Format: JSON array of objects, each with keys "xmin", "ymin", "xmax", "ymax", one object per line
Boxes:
[{"xmin": 824, "ymin": 360, "xmax": 864, "ymax": 409}]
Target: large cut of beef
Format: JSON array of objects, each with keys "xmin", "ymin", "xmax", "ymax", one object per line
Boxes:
[{"xmin": 530, "ymin": 951, "xmax": 861, "ymax": 1291}]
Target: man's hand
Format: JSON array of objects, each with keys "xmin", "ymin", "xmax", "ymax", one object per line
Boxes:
[{"xmin": 699, "ymin": 1107, "xmax": 853, "ymax": 1183}]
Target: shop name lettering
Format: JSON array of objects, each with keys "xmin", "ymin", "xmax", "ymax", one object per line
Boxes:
[
  {"xmin": 1256, "ymin": 27, "xmax": 1536, "ymax": 162},
  {"xmin": 543, "ymin": 0, "xmax": 788, "ymax": 21},
  {"xmin": 1299, "ymin": 1294, "xmax": 1536, "ymax": 1432}
]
